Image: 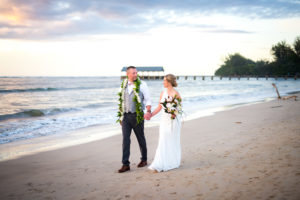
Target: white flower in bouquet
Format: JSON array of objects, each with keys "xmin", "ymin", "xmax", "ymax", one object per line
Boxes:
[{"xmin": 166, "ymin": 102, "xmax": 171, "ymax": 108}]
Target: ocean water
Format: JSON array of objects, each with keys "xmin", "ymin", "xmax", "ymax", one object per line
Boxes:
[{"xmin": 0, "ymin": 76, "xmax": 299, "ymax": 160}]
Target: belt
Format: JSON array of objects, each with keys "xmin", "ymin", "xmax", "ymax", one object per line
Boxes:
[{"xmin": 124, "ymin": 112, "xmax": 136, "ymax": 114}]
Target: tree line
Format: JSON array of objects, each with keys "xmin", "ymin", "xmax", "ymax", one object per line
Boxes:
[{"xmin": 215, "ymin": 36, "xmax": 300, "ymax": 76}]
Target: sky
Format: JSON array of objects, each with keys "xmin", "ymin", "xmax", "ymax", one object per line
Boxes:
[{"xmin": 0, "ymin": 0, "xmax": 300, "ymax": 76}]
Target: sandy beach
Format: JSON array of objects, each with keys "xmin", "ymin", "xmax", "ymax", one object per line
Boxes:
[{"xmin": 0, "ymin": 94, "xmax": 299, "ymax": 200}]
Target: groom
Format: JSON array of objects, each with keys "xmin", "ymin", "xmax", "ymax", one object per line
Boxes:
[{"xmin": 118, "ymin": 66, "xmax": 152, "ymax": 173}]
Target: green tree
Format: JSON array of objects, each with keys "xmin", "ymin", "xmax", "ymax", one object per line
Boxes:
[
  {"xmin": 293, "ymin": 36, "xmax": 300, "ymax": 58},
  {"xmin": 253, "ymin": 60, "xmax": 270, "ymax": 76},
  {"xmin": 215, "ymin": 53, "xmax": 255, "ymax": 76},
  {"xmin": 271, "ymin": 39, "xmax": 299, "ymax": 75},
  {"xmin": 271, "ymin": 41, "xmax": 295, "ymax": 63},
  {"xmin": 215, "ymin": 36, "xmax": 300, "ymax": 76}
]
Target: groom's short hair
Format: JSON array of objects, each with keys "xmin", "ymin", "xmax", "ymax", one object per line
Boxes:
[{"xmin": 126, "ymin": 66, "xmax": 136, "ymax": 71}]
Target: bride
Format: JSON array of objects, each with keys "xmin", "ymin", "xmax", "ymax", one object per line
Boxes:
[{"xmin": 148, "ymin": 74, "xmax": 182, "ymax": 172}]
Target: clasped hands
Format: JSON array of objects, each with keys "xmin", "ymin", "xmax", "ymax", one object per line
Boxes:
[{"xmin": 144, "ymin": 112, "xmax": 152, "ymax": 120}]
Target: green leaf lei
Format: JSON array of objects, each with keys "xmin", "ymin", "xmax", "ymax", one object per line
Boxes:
[{"xmin": 117, "ymin": 76, "xmax": 144, "ymax": 125}]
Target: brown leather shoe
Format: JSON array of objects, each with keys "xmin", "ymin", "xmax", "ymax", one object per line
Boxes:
[
  {"xmin": 118, "ymin": 165, "xmax": 130, "ymax": 173},
  {"xmin": 137, "ymin": 161, "xmax": 147, "ymax": 168}
]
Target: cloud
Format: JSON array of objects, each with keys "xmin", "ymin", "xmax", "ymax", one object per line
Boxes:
[
  {"xmin": 0, "ymin": 0, "xmax": 299, "ymax": 39},
  {"xmin": 205, "ymin": 29, "xmax": 254, "ymax": 34}
]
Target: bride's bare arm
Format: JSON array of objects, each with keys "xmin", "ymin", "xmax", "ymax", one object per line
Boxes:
[
  {"xmin": 175, "ymin": 90, "xmax": 182, "ymax": 100},
  {"xmin": 151, "ymin": 104, "xmax": 162, "ymax": 118},
  {"xmin": 150, "ymin": 91, "xmax": 163, "ymax": 118}
]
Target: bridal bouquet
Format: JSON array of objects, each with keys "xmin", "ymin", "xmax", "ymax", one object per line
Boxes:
[{"xmin": 160, "ymin": 95, "xmax": 183, "ymax": 119}]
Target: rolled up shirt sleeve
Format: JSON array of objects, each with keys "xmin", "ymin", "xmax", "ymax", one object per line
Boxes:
[{"xmin": 141, "ymin": 81, "xmax": 152, "ymax": 107}]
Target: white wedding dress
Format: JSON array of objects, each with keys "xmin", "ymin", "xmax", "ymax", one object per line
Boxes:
[{"xmin": 148, "ymin": 89, "xmax": 182, "ymax": 172}]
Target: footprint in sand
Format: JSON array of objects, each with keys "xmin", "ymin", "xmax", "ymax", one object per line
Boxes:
[
  {"xmin": 209, "ymin": 184, "xmax": 219, "ymax": 191},
  {"xmin": 209, "ymin": 171, "xmax": 216, "ymax": 175},
  {"xmin": 184, "ymin": 180, "xmax": 193, "ymax": 186},
  {"xmin": 285, "ymin": 154, "xmax": 292, "ymax": 160},
  {"xmin": 213, "ymin": 183, "xmax": 219, "ymax": 189},
  {"xmin": 241, "ymin": 165, "xmax": 247, "ymax": 169},
  {"xmin": 224, "ymin": 151, "xmax": 230, "ymax": 157},
  {"xmin": 268, "ymin": 195, "xmax": 276, "ymax": 199},
  {"xmin": 45, "ymin": 197, "xmax": 55, "ymax": 200},
  {"xmin": 258, "ymin": 169, "xmax": 267, "ymax": 174},
  {"xmin": 8, "ymin": 194, "xmax": 15, "ymax": 198},
  {"xmin": 26, "ymin": 182, "xmax": 33, "ymax": 187},
  {"xmin": 29, "ymin": 188, "xmax": 43, "ymax": 193},
  {"xmin": 39, "ymin": 182, "xmax": 53, "ymax": 187},
  {"xmin": 26, "ymin": 182, "xmax": 45, "ymax": 193}
]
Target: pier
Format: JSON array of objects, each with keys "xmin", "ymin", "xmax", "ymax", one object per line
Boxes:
[
  {"xmin": 173, "ymin": 75, "xmax": 298, "ymax": 80},
  {"xmin": 121, "ymin": 66, "xmax": 164, "ymax": 80},
  {"xmin": 121, "ymin": 67, "xmax": 298, "ymax": 80},
  {"xmin": 122, "ymin": 75, "xmax": 298, "ymax": 80}
]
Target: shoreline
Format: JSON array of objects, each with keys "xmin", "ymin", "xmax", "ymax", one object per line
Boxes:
[
  {"xmin": 1, "ymin": 76, "xmax": 299, "ymax": 158},
  {"xmin": 0, "ymin": 93, "xmax": 299, "ymax": 199},
  {"xmin": 0, "ymin": 95, "xmax": 278, "ymax": 162}
]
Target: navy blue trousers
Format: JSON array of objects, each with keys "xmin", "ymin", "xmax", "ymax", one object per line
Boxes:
[{"xmin": 122, "ymin": 112, "xmax": 147, "ymax": 166}]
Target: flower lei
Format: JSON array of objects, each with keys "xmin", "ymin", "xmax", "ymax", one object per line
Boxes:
[{"xmin": 117, "ymin": 77, "xmax": 144, "ymax": 125}]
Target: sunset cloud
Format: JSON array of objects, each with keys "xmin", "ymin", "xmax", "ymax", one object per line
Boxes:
[{"xmin": 0, "ymin": 0, "xmax": 299, "ymax": 39}]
